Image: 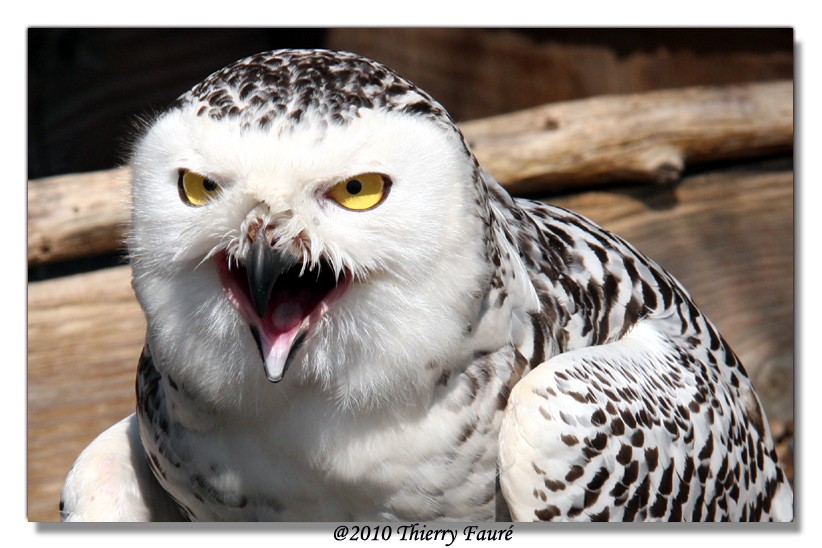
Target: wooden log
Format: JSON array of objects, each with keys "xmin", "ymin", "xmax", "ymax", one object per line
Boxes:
[
  {"xmin": 26, "ymin": 81, "xmax": 792, "ymax": 267},
  {"xmin": 27, "ymin": 167, "xmax": 131, "ymax": 266},
  {"xmin": 461, "ymin": 80, "xmax": 793, "ymax": 193}
]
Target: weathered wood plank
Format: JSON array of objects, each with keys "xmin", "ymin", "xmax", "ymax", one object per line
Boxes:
[
  {"xmin": 26, "ymin": 81, "xmax": 792, "ymax": 267},
  {"xmin": 28, "ymin": 265, "xmax": 145, "ymax": 522}
]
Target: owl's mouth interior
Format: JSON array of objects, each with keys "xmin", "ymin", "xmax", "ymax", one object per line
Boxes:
[{"xmin": 215, "ymin": 250, "xmax": 351, "ymax": 382}]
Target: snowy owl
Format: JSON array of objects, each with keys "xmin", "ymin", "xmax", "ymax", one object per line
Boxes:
[{"xmin": 61, "ymin": 49, "xmax": 792, "ymax": 522}]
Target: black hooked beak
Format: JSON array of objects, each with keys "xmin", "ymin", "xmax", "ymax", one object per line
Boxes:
[{"xmin": 246, "ymin": 231, "xmax": 299, "ymax": 318}]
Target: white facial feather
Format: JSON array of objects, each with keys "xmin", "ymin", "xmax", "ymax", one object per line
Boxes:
[{"xmin": 129, "ymin": 89, "xmax": 494, "ymax": 415}]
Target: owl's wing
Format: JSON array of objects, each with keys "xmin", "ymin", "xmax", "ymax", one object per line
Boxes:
[
  {"xmin": 60, "ymin": 413, "xmax": 184, "ymax": 522},
  {"xmin": 498, "ymin": 320, "xmax": 793, "ymax": 522}
]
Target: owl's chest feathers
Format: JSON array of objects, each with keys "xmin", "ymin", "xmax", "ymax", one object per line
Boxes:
[{"xmin": 141, "ymin": 341, "xmax": 512, "ymax": 521}]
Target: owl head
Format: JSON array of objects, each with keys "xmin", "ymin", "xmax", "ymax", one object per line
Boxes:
[{"xmin": 127, "ymin": 50, "xmax": 535, "ymax": 413}]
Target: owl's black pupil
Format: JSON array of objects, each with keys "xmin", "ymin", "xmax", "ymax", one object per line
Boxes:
[
  {"xmin": 346, "ymin": 179, "xmax": 363, "ymax": 195},
  {"xmin": 203, "ymin": 178, "xmax": 218, "ymax": 192}
]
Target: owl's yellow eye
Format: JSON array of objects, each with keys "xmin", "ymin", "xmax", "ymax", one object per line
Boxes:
[
  {"xmin": 328, "ymin": 174, "xmax": 388, "ymax": 211},
  {"xmin": 178, "ymin": 169, "xmax": 221, "ymax": 206}
]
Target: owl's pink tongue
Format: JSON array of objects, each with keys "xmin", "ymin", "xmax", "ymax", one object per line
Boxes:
[
  {"xmin": 215, "ymin": 252, "xmax": 350, "ymax": 382},
  {"xmin": 254, "ymin": 297, "xmax": 310, "ymax": 382}
]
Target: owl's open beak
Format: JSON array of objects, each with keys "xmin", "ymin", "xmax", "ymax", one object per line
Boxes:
[
  {"xmin": 215, "ymin": 235, "xmax": 351, "ymax": 384},
  {"xmin": 246, "ymin": 232, "xmax": 298, "ymax": 319}
]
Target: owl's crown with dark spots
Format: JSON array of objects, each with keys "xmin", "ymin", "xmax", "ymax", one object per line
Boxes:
[{"xmin": 171, "ymin": 49, "xmax": 450, "ymax": 130}]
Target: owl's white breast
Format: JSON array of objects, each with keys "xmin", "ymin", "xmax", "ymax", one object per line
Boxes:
[{"xmin": 141, "ymin": 342, "xmax": 510, "ymax": 521}]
